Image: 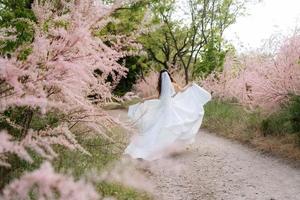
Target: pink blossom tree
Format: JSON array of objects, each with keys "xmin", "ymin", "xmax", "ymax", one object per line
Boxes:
[
  {"xmin": 202, "ymin": 34, "xmax": 300, "ymax": 111},
  {"xmin": 0, "ymin": 0, "xmax": 142, "ymax": 198}
]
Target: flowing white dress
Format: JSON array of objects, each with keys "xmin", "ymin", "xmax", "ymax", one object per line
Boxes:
[{"xmin": 124, "ymin": 72, "xmax": 211, "ymax": 160}]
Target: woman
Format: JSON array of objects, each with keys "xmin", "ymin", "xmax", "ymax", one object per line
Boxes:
[{"xmin": 124, "ymin": 69, "xmax": 211, "ymax": 161}]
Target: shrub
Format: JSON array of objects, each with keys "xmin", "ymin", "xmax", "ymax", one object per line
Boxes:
[
  {"xmin": 289, "ymin": 96, "xmax": 300, "ymax": 133},
  {"xmin": 260, "ymin": 96, "xmax": 300, "ymax": 138},
  {"xmin": 261, "ymin": 111, "xmax": 293, "ymax": 137}
]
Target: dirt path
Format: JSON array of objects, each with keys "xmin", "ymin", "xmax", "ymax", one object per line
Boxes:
[{"xmin": 109, "ymin": 109, "xmax": 300, "ymax": 200}]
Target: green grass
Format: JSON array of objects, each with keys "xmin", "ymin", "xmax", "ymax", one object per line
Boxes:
[
  {"xmin": 53, "ymin": 132, "xmax": 151, "ymax": 200},
  {"xmin": 53, "ymin": 135, "xmax": 118, "ymax": 177},
  {"xmin": 98, "ymin": 182, "xmax": 150, "ymax": 200},
  {"xmin": 202, "ymin": 100, "xmax": 261, "ymax": 142},
  {"xmin": 0, "ymin": 126, "xmax": 152, "ymax": 200},
  {"xmin": 202, "ymin": 99, "xmax": 300, "ymax": 162}
]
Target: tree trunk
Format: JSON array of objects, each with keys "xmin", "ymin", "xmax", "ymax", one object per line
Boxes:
[
  {"xmin": 164, "ymin": 62, "xmax": 169, "ymax": 70},
  {"xmin": 184, "ymin": 68, "xmax": 189, "ymax": 85}
]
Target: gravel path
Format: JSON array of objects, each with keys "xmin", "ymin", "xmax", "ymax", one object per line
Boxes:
[{"xmin": 109, "ymin": 109, "xmax": 300, "ymax": 200}]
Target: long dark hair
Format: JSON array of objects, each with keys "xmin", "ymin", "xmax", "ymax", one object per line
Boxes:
[{"xmin": 157, "ymin": 69, "xmax": 174, "ymax": 97}]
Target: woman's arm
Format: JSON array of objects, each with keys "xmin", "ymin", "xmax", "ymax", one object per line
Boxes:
[
  {"xmin": 174, "ymin": 82, "xmax": 193, "ymax": 93},
  {"xmin": 171, "ymin": 82, "xmax": 193, "ymax": 98},
  {"xmin": 141, "ymin": 94, "xmax": 158, "ymax": 103}
]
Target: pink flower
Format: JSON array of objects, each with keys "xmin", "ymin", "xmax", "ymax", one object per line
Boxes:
[{"xmin": 1, "ymin": 162, "xmax": 99, "ymax": 200}]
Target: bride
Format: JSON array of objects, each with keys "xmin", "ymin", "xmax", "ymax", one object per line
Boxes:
[{"xmin": 124, "ymin": 69, "xmax": 211, "ymax": 161}]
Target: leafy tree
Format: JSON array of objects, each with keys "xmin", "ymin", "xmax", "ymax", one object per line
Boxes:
[
  {"xmin": 193, "ymin": 39, "xmax": 231, "ymax": 76},
  {"xmin": 144, "ymin": 0, "xmax": 246, "ymax": 84}
]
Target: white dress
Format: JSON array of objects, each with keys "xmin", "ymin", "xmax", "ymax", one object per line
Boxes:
[{"xmin": 124, "ymin": 72, "xmax": 211, "ymax": 160}]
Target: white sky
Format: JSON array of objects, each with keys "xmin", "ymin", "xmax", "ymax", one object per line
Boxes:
[{"xmin": 224, "ymin": 0, "xmax": 300, "ymax": 51}]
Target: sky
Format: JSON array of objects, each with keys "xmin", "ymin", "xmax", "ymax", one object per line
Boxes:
[{"xmin": 224, "ymin": 0, "xmax": 300, "ymax": 51}]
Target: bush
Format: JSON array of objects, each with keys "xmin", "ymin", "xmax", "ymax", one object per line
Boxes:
[
  {"xmin": 261, "ymin": 110, "xmax": 293, "ymax": 137},
  {"xmin": 289, "ymin": 96, "xmax": 300, "ymax": 133},
  {"xmin": 261, "ymin": 96, "xmax": 300, "ymax": 137}
]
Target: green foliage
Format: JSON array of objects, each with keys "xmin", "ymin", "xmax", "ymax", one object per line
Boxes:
[
  {"xmin": 139, "ymin": 22, "xmax": 187, "ymax": 70},
  {"xmin": 139, "ymin": 0, "xmax": 246, "ymax": 83},
  {"xmin": 193, "ymin": 40, "xmax": 227, "ymax": 76},
  {"xmin": 100, "ymin": 1, "xmax": 148, "ymax": 35},
  {"xmin": 0, "ymin": 149, "xmax": 44, "ymax": 189},
  {"xmin": 17, "ymin": 46, "xmax": 33, "ymax": 60},
  {"xmin": 261, "ymin": 96, "xmax": 300, "ymax": 137},
  {"xmin": 113, "ymin": 56, "xmax": 150, "ymax": 96},
  {"xmin": 0, "ymin": 0, "xmax": 35, "ymax": 56},
  {"xmin": 261, "ymin": 111, "xmax": 294, "ymax": 137},
  {"xmin": 43, "ymin": 19, "xmax": 70, "ymax": 32},
  {"xmin": 30, "ymin": 111, "xmax": 61, "ymax": 131},
  {"xmin": 0, "ymin": 107, "xmax": 61, "ymax": 138},
  {"xmin": 138, "ymin": 1, "xmax": 187, "ymax": 70},
  {"xmin": 289, "ymin": 96, "xmax": 300, "ymax": 133},
  {"xmin": 0, "ymin": 109, "xmax": 150, "ymax": 198}
]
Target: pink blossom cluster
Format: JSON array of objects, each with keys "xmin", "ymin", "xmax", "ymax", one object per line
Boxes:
[
  {"xmin": 202, "ymin": 34, "xmax": 300, "ymax": 111},
  {"xmin": 1, "ymin": 162, "xmax": 100, "ymax": 200},
  {"xmin": 170, "ymin": 69, "xmax": 186, "ymax": 88},
  {"xmin": 0, "ymin": 131, "xmax": 32, "ymax": 167}
]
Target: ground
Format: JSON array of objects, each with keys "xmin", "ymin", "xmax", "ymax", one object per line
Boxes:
[{"xmin": 109, "ymin": 109, "xmax": 300, "ymax": 200}]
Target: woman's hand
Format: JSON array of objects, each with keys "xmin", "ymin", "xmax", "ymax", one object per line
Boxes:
[{"xmin": 181, "ymin": 82, "xmax": 193, "ymax": 92}]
